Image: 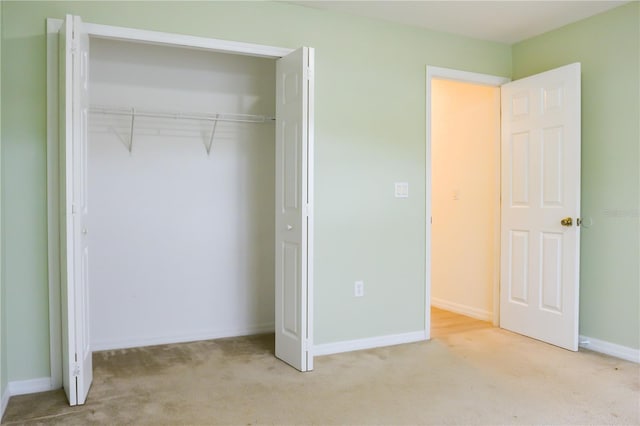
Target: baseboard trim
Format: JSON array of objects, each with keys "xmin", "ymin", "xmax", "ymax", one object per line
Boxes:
[
  {"xmin": 431, "ymin": 297, "xmax": 492, "ymax": 321},
  {"xmin": 579, "ymin": 335, "xmax": 640, "ymax": 363},
  {"xmin": 8, "ymin": 377, "xmax": 55, "ymax": 396},
  {"xmin": 92, "ymin": 323, "xmax": 276, "ymax": 351},
  {"xmin": 1, "ymin": 386, "xmax": 10, "ymax": 421},
  {"xmin": 313, "ymin": 330, "xmax": 427, "ymax": 356}
]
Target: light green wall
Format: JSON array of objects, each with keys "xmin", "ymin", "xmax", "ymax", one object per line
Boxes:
[
  {"xmin": 1, "ymin": 1, "xmax": 511, "ymax": 380},
  {"xmin": 512, "ymin": 2, "xmax": 640, "ymax": 350}
]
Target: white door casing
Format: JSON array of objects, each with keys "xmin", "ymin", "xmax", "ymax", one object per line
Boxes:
[
  {"xmin": 60, "ymin": 14, "xmax": 93, "ymax": 406},
  {"xmin": 500, "ymin": 63, "xmax": 581, "ymax": 351},
  {"xmin": 275, "ymin": 47, "xmax": 314, "ymax": 371}
]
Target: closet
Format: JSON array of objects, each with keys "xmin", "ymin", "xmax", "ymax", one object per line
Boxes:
[
  {"xmin": 88, "ymin": 38, "xmax": 277, "ymax": 352},
  {"xmin": 49, "ymin": 15, "xmax": 314, "ymax": 406}
]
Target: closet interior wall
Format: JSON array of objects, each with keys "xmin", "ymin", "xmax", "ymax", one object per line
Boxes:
[{"xmin": 88, "ymin": 38, "xmax": 277, "ymax": 350}]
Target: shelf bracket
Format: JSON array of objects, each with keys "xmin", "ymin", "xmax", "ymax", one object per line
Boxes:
[
  {"xmin": 205, "ymin": 113, "xmax": 219, "ymax": 155},
  {"xmin": 127, "ymin": 107, "xmax": 136, "ymax": 153}
]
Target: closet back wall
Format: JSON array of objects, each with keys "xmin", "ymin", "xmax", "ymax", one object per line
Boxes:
[{"xmin": 88, "ymin": 39, "xmax": 276, "ymax": 350}]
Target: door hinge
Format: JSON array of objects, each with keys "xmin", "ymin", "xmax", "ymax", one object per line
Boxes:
[
  {"xmin": 72, "ymin": 363, "xmax": 80, "ymax": 377},
  {"xmin": 303, "ymin": 339, "xmax": 310, "ymax": 352},
  {"xmin": 306, "ymin": 67, "xmax": 313, "ymax": 79},
  {"xmin": 71, "ymin": 203, "xmax": 77, "ymax": 214}
]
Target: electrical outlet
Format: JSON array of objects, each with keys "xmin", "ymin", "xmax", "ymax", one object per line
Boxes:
[{"xmin": 354, "ymin": 280, "xmax": 364, "ymax": 297}]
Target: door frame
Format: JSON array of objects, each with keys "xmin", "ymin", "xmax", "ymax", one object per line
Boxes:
[
  {"xmin": 46, "ymin": 18, "xmax": 314, "ymax": 390},
  {"xmin": 425, "ymin": 66, "xmax": 510, "ymax": 336}
]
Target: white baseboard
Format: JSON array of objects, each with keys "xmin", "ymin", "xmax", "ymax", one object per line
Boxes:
[
  {"xmin": 431, "ymin": 297, "xmax": 492, "ymax": 321},
  {"xmin": 313, "ymin": 330, "xmax": 427, "ymax": 356},
  {"xmin": 579, "ymin": 335, "xmax": 640, "ymax": 363},
  {"xmin": 92, "ymin": 323, "xmax": 275, "ymax": 351},
  {"xmin": 8, "ymin": 377, "xmax": 55, "ymax": 396},
  {"xmin": 1, "ymin": 386, "xmax": 10, "ymax": 421}
]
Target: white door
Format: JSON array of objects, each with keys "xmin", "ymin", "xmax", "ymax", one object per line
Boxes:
[
  {"xmin": 275, "ymin": 47, "xmax": 314, "ymax": 371},
  {"xmin": 500, "ymin": 63, "xmax": 581, "ymax": 350},
  {"xmin": 60, "ymin": 14, "xmax": 93, "ymax": 405}
]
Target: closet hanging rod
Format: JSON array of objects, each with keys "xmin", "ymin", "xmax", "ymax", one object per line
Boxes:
[{"xmin": 89, "ymin": 105, "xmax": 276, "ymax": 123}]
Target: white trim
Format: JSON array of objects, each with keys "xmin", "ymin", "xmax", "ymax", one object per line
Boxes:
[
  {"xmin": 1, "ymin": 387, "xmax": 9, "ymax": 420},
  {"xmin": 431, "ymin": 297, "xmax": 493, "ymax": 321},
  {"xmin": 46, "ymin": 18, "xmax": 63, "ymax": 391},
  {"xmin": 426, "ymin": 66, "xmax": 510, "ymax": 87},
  {"xmin": 84, "ymin": 22, "xmax": 293, "ymax": 58},
  {"xmin": 313, "ymin": 331, "xmax": 427, "ymax": 356},
  {"xmin": 579, "ymin": 335, "xmax": 640, "ymax": 363},
  {"xmin": 91, "ymin": 323, "xmax": 275, "ymax": 352},
  {"xmin": 8, "ymin": 378, "xmax": 55, "ymax": 397},
  {"xmin": 425, "ymin": 66, "xmax": 510, "ymax": 334}
]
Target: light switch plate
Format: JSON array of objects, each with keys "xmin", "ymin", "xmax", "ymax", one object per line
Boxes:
[{"xmin": 395, "ymin": 182, "xmax": 409, "ymax": 198}]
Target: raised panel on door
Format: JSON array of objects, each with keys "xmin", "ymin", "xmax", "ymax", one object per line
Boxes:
[
  {"xmin": 508, "ymin": 230, "xmax": 529, "ymax": 305},
  {"xmin": 540, "ymin": 232, "xmax": 563, "ymax": 313},
  {"xmin": 500, "ymin": 63, "xmax": 581, "ymax": 351}
]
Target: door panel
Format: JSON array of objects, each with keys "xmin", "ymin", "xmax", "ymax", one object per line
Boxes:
[
  {"xmin": 75, "ymin": 15, "xmax": 93, "ymax": 403},
  {"xmin": 541, "ymin": 127, "xmax": 563, "ymax": 206},
  {"xmin": 60, "ymin": 14, "xmax": 92, "ymax": 406},
  {"xmin": 510, "ymin": 132, "xmax": 530, "ymax": 205},
  {"xmin": 500, "ymin": 63, "xmax": 581, "ymax": 351},
  {"xmin": 275, "ymin": 47, "xmax": 313, "ymax": 371},
  {"xmin": 59, "ymin": 13, "xmax": 73, "ymax": 406},
  {"xmin": 508, "ymin": 230, "xmax": 529, "ymax": 305},
  {"xmin": 540, "ymin": 232, "xmax": 562, "ymax": 312}
]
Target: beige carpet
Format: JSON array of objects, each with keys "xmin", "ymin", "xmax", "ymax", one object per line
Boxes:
[{"xmin": 3, "ymin": 322, "xmax": 639, "ymax": 424}]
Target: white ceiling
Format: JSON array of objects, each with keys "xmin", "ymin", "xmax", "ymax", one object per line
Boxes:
[{"xmin": 290, "ymin": 1, "xmax": 629, "ymax": 44}]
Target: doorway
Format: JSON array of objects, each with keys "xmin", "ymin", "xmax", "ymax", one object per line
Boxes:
[
  {"xmin": 425, "ymin": 64, "xmax": 582, "ymax": 350},
  {"xmin": 430, "ymin": 78, "xmax": 500, "ymax": 328},
  {"xmin": 425, "ymin": 66, "xmax": 510, "ymax": 336}
]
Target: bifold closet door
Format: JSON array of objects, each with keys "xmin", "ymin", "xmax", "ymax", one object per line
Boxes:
[
  {"xmin": 275, "ymin": 47, "xmax": 314, "ymax": 372},
  {"xmin": 59, "ymin": 14, "xmax": 93, "ymax": 406}
]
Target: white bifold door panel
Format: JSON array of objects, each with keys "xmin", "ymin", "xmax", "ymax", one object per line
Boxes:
[
  {"xmin": 60, "ymin": 14, "xmax": 93, "ymax": 405},
  {"xmin": 500, "ymin": 63, "xmax": 581, "ymax": 351},
  {"xmin": 275, "ymin": 47, "xmax": 314, "ymax": 371}
]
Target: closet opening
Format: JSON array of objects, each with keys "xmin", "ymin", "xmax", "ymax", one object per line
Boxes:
[
  {"xmin": 88, "ymin": 38, "xmax": 277, "ymax": 352},
  {"xmin": 48, "ymin": 16, "xmax": 315, "ymax": 406}
]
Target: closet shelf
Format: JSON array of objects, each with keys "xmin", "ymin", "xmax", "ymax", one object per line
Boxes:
[{"xmin": 89, "ymin": 105, "xmax": 275, "ymax": 155}]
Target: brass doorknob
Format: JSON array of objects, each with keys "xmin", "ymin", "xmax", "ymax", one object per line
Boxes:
[{"xmin": 560, "ymin": 217, "xmax": 573, "ymax": 227}]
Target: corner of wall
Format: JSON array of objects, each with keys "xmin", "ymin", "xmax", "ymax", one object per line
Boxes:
[{"xmin": 0, "ymin": 387, "xmax": 9, "ymax": 423}]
